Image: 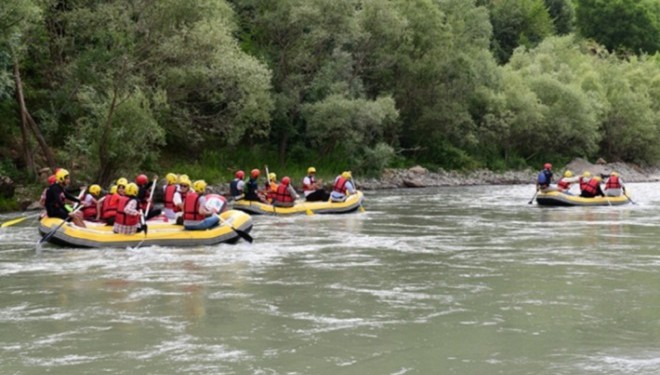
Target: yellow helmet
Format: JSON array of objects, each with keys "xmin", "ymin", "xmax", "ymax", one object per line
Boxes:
[
  {"xmin": 563, "ymin": 170, "xmax": 573, "ymax": 178},
  {"xmin": 89, "ymin": 184, "xmax": 101, "ymax": 196},
  {"xmin": 268, "ymin": 172, "xmax": 277, "ymax": 181},
  {"xmin": 307, "ymin": 167, "xmax": 316, "ymax": 174},
  {"xmin": 193, "ymin": 180, "xmax": 207, "ymax": 193},
  {"xmin": 55, "ymin": 168, "xmax": 70, "ymax": 183},
  {"xmin": 178, "ymin": 174, "xmax": 191, "ymax": 187},
  {"xmin": 582, "ymin": 171, "xmax": 591, "ymax": 178},
  {"xmin": 611, "ymin": 171, "xmax": 619, "ymax": 177},
  {"xmin": 125, "ymin": 182, "xmax": 138, "ymax": 197},
  {"xmin": 110, "ymin": 185, "xmax": 117, "ymax": 194},
  {"xmin": 166, "ymin": 173, "xmax": 178, "ymax": 184},
  {"xmin": 593, "ymin": 176, "xmax": 602, "ymax": 182},
  {"xmin": 342, "ymin": 171, "xmax": 352, "ymax": 179},
  {"xmin": 116, "ymin": 177, "xmax": 128, "ymax": 187}
]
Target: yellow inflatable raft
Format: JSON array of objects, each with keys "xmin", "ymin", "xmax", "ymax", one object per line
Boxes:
[
  {"xmin": 37, "ymin": 210, "xmax": 253, "ymax": 248},
  {"xmin": 536, "ymin": 190, "xmax": 632, "ymax": 206},
  {"xmin": 232, "ymin": 191, "xmax": 364, "ymax": 215}
]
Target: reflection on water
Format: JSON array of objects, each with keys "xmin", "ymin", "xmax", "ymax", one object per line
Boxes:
[{"xmin": 1, "ymin": 183, "xmax": 660, "ymax": 374}]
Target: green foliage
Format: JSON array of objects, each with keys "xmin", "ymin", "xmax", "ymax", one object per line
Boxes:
[
  {"xmin": 575, "ymin": 0, "xmax": 660, "ymax": 55},
  {"xmin": 544, "ymin": 0, "xmax": 575, "ymax": 35}
]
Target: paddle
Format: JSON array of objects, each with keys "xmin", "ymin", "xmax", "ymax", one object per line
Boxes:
[
  {"xmin": 38, "ymin": 187, "xmax": 87, "ymax": 246},
  {"xmin": 265, "ymin": 164, "xmax": 277, "ymax": 215},
  {"xmin": 218, "ymin": 215, "xmax": 253, "ymax": 243},
  {"xmin": 134, "ymin": 177, "xmax": 158, "ymax": 249},
  {"xmin": 527, "ymin": 190, "xmax": 538, "ymax": 204},
  {"xmin": 624, "ymin": 191, "xmax": 636, "ymax": 205},
  {"xmin": 1, "ymin": 213, "xmax": 40, "ymax": 228}
]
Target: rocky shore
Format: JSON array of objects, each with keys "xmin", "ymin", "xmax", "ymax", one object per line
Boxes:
[{"xmin": 355, "ymin": 158, "xmax": 660, "ymax": 190}]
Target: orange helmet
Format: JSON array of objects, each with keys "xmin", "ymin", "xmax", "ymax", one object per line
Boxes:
[
  {"xmin": 47, "ymin": 175, "xmax": 56, "ymax": 185},
  {"xmin": 135, "ymin": 174, "xmax": 148, "ymax": 185},
  {"xmin": 235, "ymin": 170, "xmax": 245, "ymax": 179},
  {"xmin": 544, "ymin": 163, "xmax": 552, "ymax": 170},
  {"xmin": 251, "ymin": 169, "xmax": 260, "ymax": 178},
  {"xmin": 281, "ymin": 176, "xmax": 291, "ymax": 185}
]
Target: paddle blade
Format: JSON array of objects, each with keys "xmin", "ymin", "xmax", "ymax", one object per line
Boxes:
[
  {"xmin": 1, "ymin": 216, "xmax": 28, "ymax": 227},
  {"xmin": 306, "ymin": 209, "xmax": 314, "ymax": 216},
  {"xmin": 359, "ymin": 205, "xmax": 366, "ymax": 213},
  {"xmin": 235, "ymin": 229, "xmax": 253, "ymax": 243}
]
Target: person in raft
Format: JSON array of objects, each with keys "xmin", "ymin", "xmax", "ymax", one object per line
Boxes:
[
  {"xmin": 578, "ymin": 172, "xmax": 605, "ymax": 198},
  {"xmin": 536, "ymin": 163, "xmax": 555, "ymax": 192},
  {"xmin": 330, "ymin": 171, "xmax": 356, "ymax": 203},
  {"xmin": 244, "ymin": 169, "xmax": 266, "ymax": 202},
  {"xmin": 113, "ymin": 182, "xmax": 143, "ymax": 235},
  {"xmin": 302, "ymin": 166, "xmax": 330, "ymax": 202},
  {"xmin": 81, "ymin": 184, "xmax": 104, "ymax": 221},
  {"xmin": 229, "ymin": 170, "xmax": 245, "ymax": 201},
  {"xmin": 102, "ymin": 178, "xmax": 127, "ymax": 226},
  {"xmin": 136, "ymin": 174, "xmax": 161, "ymax": 220},
  {"xmin": 603, "ymin": 171, "xmax": 625, "ymax": 197},
  {"xmin": 264, "ymin": 172, "xmax": 278, "ymax": 203},
  {"xmin": 183, "ymin": 180, "xmax": 221, "ymax": 230},
  {"xmin": 556, "ymin": 170, "xmax": 580, "ymax": 194},
  {"xmin": 44, "ymin": 168, "xmax": 86, "ymax": 228},
  {"xmin": 162, "ymin": 173, "xmax": 179, "ymax": 221},
  {"xmin": 272, "ymin": 176, "xmax": 299, "ymax": 207}
]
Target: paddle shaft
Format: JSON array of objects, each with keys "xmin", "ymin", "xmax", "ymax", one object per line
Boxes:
[{"xmin": 528, "ymin": 190, "xmax": 538, "ymax": 204}]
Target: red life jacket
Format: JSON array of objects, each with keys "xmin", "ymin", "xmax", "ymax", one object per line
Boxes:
[
  {"xmin": 82, "ymin": 194, "xmax": 97, "ymax": 219},
  {"xmin": 303, "ymin": 175, "xmax": 315, "ymax": 192},
  {"xmin": 115, "ymin": 196, "xmax": 140, "ymax": 226},
  {"xmin": 164, "ymin": 185, "xmax": 177, "ymax": 210},
  {"xmin": 183, "ymin": 192, "xmax": 204, "ymax": 221},
  {"xmin": 273, "ymin": 184, "xmax": 294, "ymax": 203},
  {"xmin": 102, "ymin": 193, "xmax": 121, "ymax": 219},
  {"xmin": 579, "ymin": 177, "xmax": 589, "ymax": 191},
  {"xmin": 557, "ymin": 179, "xmax": 571, "ymax": 190},
  {"xmin": 333, "ymin": 177, "xmax": 348, "ymax": 193},
  {"xmin": 582, "ymin": 178, "xmax": 600, "ymax": 195},
  {"xmin": 605, "ymin": 175, "xmax": 621, "ymax": 189}
]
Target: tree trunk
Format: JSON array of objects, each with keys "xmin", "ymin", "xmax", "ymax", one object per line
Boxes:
[
  {"xmin": 97, "ymin": 88, "xmax": 119, "ymax": 186},
  {"xmin": 25, "ymin": 111, "xmax": 57, "ymax": 169},
  {"xmin": 13, "ymin": 62, "xmax": 36, "ymax": 176}
]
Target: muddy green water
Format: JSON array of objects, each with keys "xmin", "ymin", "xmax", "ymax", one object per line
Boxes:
[{"xmin": 2, "ymin": 183, "xmax": 660, "ymax": 374}]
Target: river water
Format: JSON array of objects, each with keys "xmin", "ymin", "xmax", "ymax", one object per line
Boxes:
[{"xmin": 1, "ymin": 183, "xmax": 660, "ymax": 374}]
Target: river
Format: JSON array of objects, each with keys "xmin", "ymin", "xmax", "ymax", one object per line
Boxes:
[{"xmin": 1, "ymin": 183, "xmax": 660, "ymax": 374}]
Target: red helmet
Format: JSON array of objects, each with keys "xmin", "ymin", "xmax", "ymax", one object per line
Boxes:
[
  {"xmin": 281, "ymin": 176, "xmax": 290, "ymax": 185},
  {"xmin": 47, "ymin": 175, "xmax": 56, "ymax": 185},
  {"xmin": 136, "ymin": 174, "xmax": 148, "ymax": 185},
  {"xmin": 251, "ymin": 169, "xmax": 260, "ymax": 178},
  {"xmin": 544, "ymin": 163, "xmax": 552, "ymax": 170},
  {"xmin": 235, "ymin": 170, "xmax": 245, "ymax": 179}
]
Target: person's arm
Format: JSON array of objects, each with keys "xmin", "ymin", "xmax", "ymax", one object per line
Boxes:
[
  {"xmin": 288, "ymin": 185, "xmax": 299, "ymax": 200},
  {"xmin": 125, "ymin": 199, "xmax": 140, "ymax": 216},
  {"xmin": 63, "ymin": 188, "xmax": 82, "ymax": 203}
]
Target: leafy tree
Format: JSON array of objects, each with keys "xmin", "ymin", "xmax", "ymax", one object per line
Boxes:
[
  {"xmin": 575, "ymin": 0, "xmax": 660, "ymax": 54},
  {"xmin": 488, "ymin": 0, "xmax": 555, "ymax": 64},
  {"xmin": 544, "ymin": 0, "xmax": 574, "ymax": 35}
]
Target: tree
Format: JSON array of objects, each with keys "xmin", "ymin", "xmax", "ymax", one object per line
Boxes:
[{"xmin": 575, "ymin": 0, "xmax": 660, "ymax": 55}]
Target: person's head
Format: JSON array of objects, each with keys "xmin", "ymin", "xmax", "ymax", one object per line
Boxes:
[
  {"xmin": 342, "ymin": 171, "xmax": 352, "ymax": 179},
  {"xmin": 116, "ymin": 177, "xmax": 128, "ymax": 188},
  {"xmin": 125, "ymin": 183, "xmax": 139, "ymax": 197},
  {"xmin": 281, "ymin": 176, "xmax": 291, "ymax": 186},
  {"xmin": 166, "ymin": 173, "xmax": 178, "ymax": 185},
  {"xmin": 55, "ymin": 168, "xmax": 70, "ymax": 185},
  {"xmin": 544, "ymin": 163, "xmax": 552, "ymax": 170},
  {"xmin": 564, "ymin": 170, "xmax": 573, "ymax": 178},
  {"xmin": 268, "ymin": 172, "xmax": 277, "ymax": 182},
  {"xmin": 251, "ymin": 169, "xmax": 260, "ymax": 179},
  {"xmin": 110, "ymin": 185, "xmax": 118, "ymax": 195},
  {"xmin": 593, "ymin": 176, "xmax": 602, "ymax": 183},
  {"xmin": 135, "ymin": 174, "xmax": 148, "ymax": 186},
  {"xmin": 89, "ymin": 184, "xmax": 102, "ymax": 197},
  {"xmin": 193, "ymin": 180, "xmax": 207, "ymax": 194},
  {"xmin": 582, "ymin": 171, "xmax": 591, "ymax": 178},
  {"xmin": 178, "ymin": 175, "xmax": 191, "ymax": 191},
  {"xmin": 611, "ymin": 171, "xmax": 619, "ymax": 177},
  {"xmin": 235, "ymin": 170, "xmax": 245, "ymax": 180},
  {"xmin": 307, "ymin": 166, "xmax": 316, "ymax": 174}
]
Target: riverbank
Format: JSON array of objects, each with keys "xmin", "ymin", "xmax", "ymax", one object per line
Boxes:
[{"xmin": 355, "ymin": 158, "xmax": 660, "ymax": 190}]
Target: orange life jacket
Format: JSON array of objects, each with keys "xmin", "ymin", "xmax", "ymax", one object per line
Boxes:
[
  {"xmin": 164, "ymin": 184, "xmax": 177, "ymax": 210},
  {"xmin": 183, "ymin": 192, "xmax": 204, "ymax": 221},
  {"xmin": 102, "ymin": 193, "xmax": 121, "ymax": 219},
  {"xmin": 605, "ymin": 175, "xmax": 621, "ymax": 189},
  {"xmin": 273, "ymin": 184, "xmax": 294, "ymax": 203},
  {"xmin": 333, "ymin": 177, "xmax": 348, "ymax": 193},
  {"xmin": 582, "ymin": 178, "xmax": 600, "ymax": 195}
]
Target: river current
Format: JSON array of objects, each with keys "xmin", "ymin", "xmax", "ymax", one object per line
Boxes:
[{"xmin": 2, "ymin": 183, "xmax": 660, "ymax": 374}]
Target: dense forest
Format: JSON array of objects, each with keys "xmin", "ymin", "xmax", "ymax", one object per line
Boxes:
[{"xmin": 1, "ymin": 0, "xmax": 660, "ymax": 187}]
